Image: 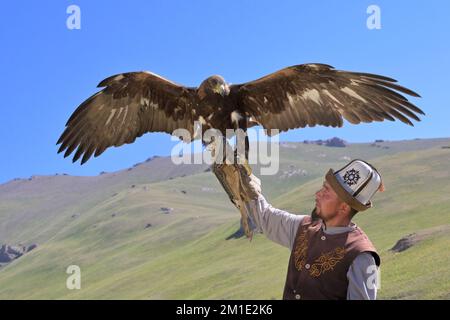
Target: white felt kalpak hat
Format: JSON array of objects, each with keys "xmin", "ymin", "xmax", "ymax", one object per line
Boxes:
[{"xmin": 325, "ymin": 159, "xmax": 385, "ymax": 212}]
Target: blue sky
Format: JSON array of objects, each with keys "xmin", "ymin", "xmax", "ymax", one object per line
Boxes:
[{"xmin": 0, "ymin": 1, "xmax": 449, "ymax": 183}]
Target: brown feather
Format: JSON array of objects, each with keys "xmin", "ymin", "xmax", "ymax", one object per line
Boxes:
[
  {"xmin": 233, "ymin": 63, "xmax": 422, "ymax": 132},
  {"xmin": 57, "ymin": 71, "xmax": 198, "ymax": 164}
]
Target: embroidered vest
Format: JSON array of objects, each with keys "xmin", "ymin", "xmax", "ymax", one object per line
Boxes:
[{"xmin": 283, "ymin": 216, "xmax": 380, "ymax": 300}]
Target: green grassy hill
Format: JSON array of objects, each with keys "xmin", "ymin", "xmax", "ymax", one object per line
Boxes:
[{"xmin": 0, "ymin": 138, "xmax": 449, "ymax": 299}]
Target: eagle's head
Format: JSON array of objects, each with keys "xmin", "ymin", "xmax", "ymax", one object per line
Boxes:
[{"xmin": 198, "ymin": 75, "xmax": 230, "ymax": 99}]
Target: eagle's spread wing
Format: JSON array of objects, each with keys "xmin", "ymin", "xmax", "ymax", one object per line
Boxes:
[
  {"xmin": 57, "ymin": 72, "xmax": 198, "ymax": 164},
  {"xmin": 232, "ymin": 63, "xmax": 424, "ymax": 134}
]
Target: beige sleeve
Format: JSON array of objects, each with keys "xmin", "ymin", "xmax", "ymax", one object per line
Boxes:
[{"xmin": 246, "ymin": 194, "xmax": 306, "ymax": 250}]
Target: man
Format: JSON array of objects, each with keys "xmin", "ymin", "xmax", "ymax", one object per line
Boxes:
[{"xmin": 239, "ymin": 159, "xmax": 384, "ymax": 300}]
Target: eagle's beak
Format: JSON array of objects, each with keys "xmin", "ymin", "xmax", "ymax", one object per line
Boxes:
[{"xmin": 214, "ymin": 84, "xmax": 230, "ymax": 96}]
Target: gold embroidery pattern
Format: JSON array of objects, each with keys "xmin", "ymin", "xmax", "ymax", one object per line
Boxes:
[
  {"xmin": 309, "ymin": 247, "xmax": 346, "ymax": 277},
  {"xmin": 293, "ymin": 229, "xmax": 308, "ymax": 271},
  {"xmin": 293, "ymin": 225, "xmax": 346, "ymax": 277}
]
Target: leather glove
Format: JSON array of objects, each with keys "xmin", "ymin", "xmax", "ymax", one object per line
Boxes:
[
  {"xmin": 212, "ymin": 156, "xmax": 262, "ymax": 239},
  {"xmin": 212, "ymin": 159, "xmax": 262, "ymax": 203},
  {"xmin": 241, "ymin": 172, "xmax": 262, "ymax": 200}
]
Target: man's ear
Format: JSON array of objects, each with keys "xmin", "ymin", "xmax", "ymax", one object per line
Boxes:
[{"xmin": 338, "ymin": 202, "xmax": 351, "ymax": 216}]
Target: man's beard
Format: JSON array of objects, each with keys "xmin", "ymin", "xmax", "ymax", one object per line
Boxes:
[{"xmin": 311, "ymin": 205, "xmax": 320, "ymax": 221}]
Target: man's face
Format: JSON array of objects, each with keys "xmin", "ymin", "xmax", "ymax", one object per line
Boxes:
[{"xmin": 314, "ymin": 181, "xmax": 345, "ymax": 220}]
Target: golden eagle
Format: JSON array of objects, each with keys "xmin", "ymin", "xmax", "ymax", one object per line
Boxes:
[{"xmin": 56, "ymin": 63, "xmax": 423, "ymax": 164}]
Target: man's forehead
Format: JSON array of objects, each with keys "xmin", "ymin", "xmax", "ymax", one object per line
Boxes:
[{"xmin": 323, "ymin": 181, "xmax": 337, "ymax": 194}]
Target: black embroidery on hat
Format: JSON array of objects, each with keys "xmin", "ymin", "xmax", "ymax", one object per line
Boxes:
[{"xmin": 343, "ymin": 169, "xmax": 360, "ymax": 186}]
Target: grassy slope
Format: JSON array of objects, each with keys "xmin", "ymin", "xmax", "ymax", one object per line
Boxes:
[
  {"xmin": 0, "ymin": 157, "xmax": 209, "ymax": 244},
  {"xmin": 0, "ymin": 138, "xmax": 449, "ymax": 299}
]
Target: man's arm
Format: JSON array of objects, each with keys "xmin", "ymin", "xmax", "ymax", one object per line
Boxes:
[
  {"xmin": 246, "ymin": 194, "xmax": 306, "ymax": 250},
  {"xmin": 346, "ymin": 252, "xmax": 379, "ymax": 300},
  {"xmin": 213, "ymin": 166, "xmax": 306, "ymax": 248}
]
